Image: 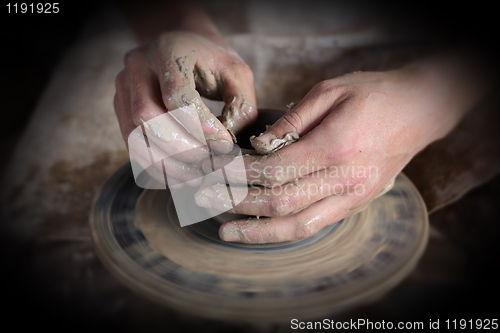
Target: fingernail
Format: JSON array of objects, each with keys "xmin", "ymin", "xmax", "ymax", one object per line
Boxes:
[
  {"xmin": 251, "ymin": 132, "xmax": 276, "ymax": 152},
  {"xmin": 220, "ymin": 226, "xmax": 240, "ymax": 242},
  {"xmin": 201, "ymin": 158, "xmax": 215, "ymax": 173},
  {"xmin": 152, "ymin": 123, "xmax": 175, "ymax": 143},
  {"xmin": 209, "ymin": 139, "xmax": 233, "ymax": 154},
  {"xmin": 257, "ymin": 132, "xmax": 276, "ymax": 145},
  {"xmin": 210, "ymin": 183, "xmax": 233, "ymax": 211},
  {"xmin": 194, "ymin": 185, "xmax": 233, "ymax": 211},
  {"xmin": 194, "ymin": 188, "xmax": 213, "ymax": 208}
]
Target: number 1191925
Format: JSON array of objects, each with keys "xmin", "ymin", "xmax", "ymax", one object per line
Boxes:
[
  {"xmin": 445, "ymin": 319, "xmax": 498, "ymax": 330},
  {"xmin": 6, "ymin": 3, "xmax": 59, "ymax": 13}
]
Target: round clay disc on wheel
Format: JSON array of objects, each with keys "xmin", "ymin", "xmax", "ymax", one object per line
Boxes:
[{"xmin": 90, "ymin": 163, "xmax": 428, "ymax": 322}]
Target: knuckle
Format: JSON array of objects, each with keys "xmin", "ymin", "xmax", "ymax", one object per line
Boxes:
[
  {"xmin": 130, "ymin": 97, "xmax": 148, "ymax": 119},
  {"xmin": 114, "ymin": 70, "xmax": 127, "ymax": 89},
  {"xmin": 268, "ymin": 178, "xmax": 285, "ymax": 187},
  {"xmin": 124, "ymin": 49, "xmax": 141, "ymax": 67},
  {"xmin": 129, "ymin": 99, "xmax": 152, "ymax": 126},
  {"xmin": 269, "ymin": 195, "xmax": 290, "ymax": 217},
  {"xmin": 158, "ymin": 31, "xmax": 182, "ymax": 43},
  {"xmin": 338, "ymin": 170, "xmax": 369, "ymax": 197},
  {"xmin": 160, "ymin": 70, "xmax": 186, "ymax": 95},
  {"xmin": 130, "ymin": 105, "xmax": 147, "ymax": 127},
  {"xmin": 238, "ymin": 63, "xmax": 254, "ymax": 79},
  {"xmin": 335, "ymin": 140, "xmax": 359, "ymax": 163},
  {"xmin": 357, "ymin": 183, "xmax": 374, "ymax": 201},
  {"xmin": 260, "ymin": 167, "xmax": 285, "ymax": 187},
  {"xmin": 294, "ymin": 221, "xmax": 316, "ymax": 240},
  {"xmin": 281, "ymin": 110, "xmax": 303, "ymax": 133},
  {"xmin": 312, "ymin": 80, "xmax": 348, "ymax": 100},
  {"xmin": 130, "ymin": 111, "xmax": 148, "ymax": 127},
  {"xmin": 227, "ymin": 61, "xmax": 254, "ymax": 81},
  {"xmin": 339, "ymin": 173, "xmax": 363, "ymax": 188},
  {"xmin": 313, "ymin": 79, "xmax": 333, "ymax": 93}
]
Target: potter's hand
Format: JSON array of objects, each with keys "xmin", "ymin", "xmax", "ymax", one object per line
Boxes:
[
  {"xmin": 114, "ymin": 32, "xmax": 257, "ymax": 188},
  {"xmin": 197, "ymin": 57, "xmax": 487, "ymax": 243}
]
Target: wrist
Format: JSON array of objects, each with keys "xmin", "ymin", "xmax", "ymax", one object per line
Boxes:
[{"xmin": 398, "ymin": 56, "xmax": 482, "ymax": 143}]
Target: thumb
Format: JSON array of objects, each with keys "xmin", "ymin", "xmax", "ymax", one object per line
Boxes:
[{"xmin": 251, "ymin": 81, "xmax": 345, "ymax": 154}]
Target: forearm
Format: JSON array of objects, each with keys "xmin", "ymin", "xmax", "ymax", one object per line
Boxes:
[
  {"xmin": 398, "ymin": 48, "xmax": 494, "ymax": 143},
  {"xmin": 118, "ymin": 0, "xmax": 222, "ymax": 44}
]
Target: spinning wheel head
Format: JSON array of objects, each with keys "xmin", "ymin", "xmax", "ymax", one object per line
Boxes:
[{"xmin": 90, "ymin": 162, "xmax": 428, "ymax": 321}]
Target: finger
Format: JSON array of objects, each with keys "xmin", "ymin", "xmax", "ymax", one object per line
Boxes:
[
  {"xmin": 200, "ymin": 140, "xmax": 328, "ymax": 187},
  {"xmin": 199, "ymin": 170, "xmax": 396, "ymax": 218},
  {"xmin": 202, "ymin": 101, "xmax": 371, "ymax": 188},
  {"xmin": 114, "ymin": 70, "xmax": 137, "ymax": 143},
  {"xmin": 153, "ymin": 45, "xmax": 233, "ymax": 153},
  {"xmin": 218, "ymin": 60, "xmax": 258, "ymax": 136},
  {"xmin": 219, "ymin": 193, "xmax": 355, "ymax": 243},
  {"xmin": 132, "ymin": 152, "xmax": 184, "ymax": 189},
  {"xmin": 199, "ymin": 152, "xmax": 312, "ymax": 187},
  {"xmin": 141, "ymin": 115, "xmax": 211, "ymax": 165},
  {"xmin": 115, "ymin": 64, "xmax": 200, "ymax": 187},
  {"xmin": 250, "ymin": 81, "xmax": 350, "ymax": 154},
  {"xmin": 193, "ymin": 63, "xmax": 220, "ymax": 99},
  {"xmin": 195, "ymin": 169, "xmax": 352, "ymax": 217},
  {"xmin": 128, "ymin": 130, "xmax": 204, "ymax": 186},
  {"xmin": 125, "ymin": 50, "xmax": 211, "ymax": 164}
]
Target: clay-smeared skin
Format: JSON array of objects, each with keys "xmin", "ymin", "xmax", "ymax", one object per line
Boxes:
[
  {"xmin": 250, "ymin": 131, "xmax": 300, "ymax": 154},
  {"xmin": 196, "ymin": 58, "xmax": 488, "ymax": 244},
  {"xmin": 114, "ymin": 31, "xmax": 257, "ymax": 187}
]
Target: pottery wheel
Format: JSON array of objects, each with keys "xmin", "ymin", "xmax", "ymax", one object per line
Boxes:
[{"xmin": 90, "ymin": 163, "xmax": 428, "ymax": 321}]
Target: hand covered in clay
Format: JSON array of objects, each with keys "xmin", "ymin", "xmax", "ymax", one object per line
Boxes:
[
  {"xmin": 197, "ymin": 61, "xmax": 483, "ymax": 243},
  {"xmin": 114, "ymin": 31, "xmax": 257, "ymax": 188}
]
